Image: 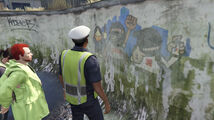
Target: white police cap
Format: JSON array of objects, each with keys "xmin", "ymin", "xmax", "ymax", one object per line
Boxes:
[{"xmin": 68, "ymin": 25, "xmax": 90, "ymax": 40}]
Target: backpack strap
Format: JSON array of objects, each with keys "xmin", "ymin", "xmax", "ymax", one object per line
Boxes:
[
  {"xmin": 5, "ymin": 71, "xmax": 17, "ymax": 103},
  {"xmin": 6, "ymin": 66, "xmax": 25, "ymax": 103}
]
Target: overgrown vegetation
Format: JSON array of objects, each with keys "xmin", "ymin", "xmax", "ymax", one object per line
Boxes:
[{"xmin": 48, "ymin": 0, "xmax": 69, "ymax": 10}]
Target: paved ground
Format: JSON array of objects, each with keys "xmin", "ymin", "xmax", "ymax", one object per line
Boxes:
[{"xmin": 6, "ymin": 72, "xmax": 121, "ymax": 120}]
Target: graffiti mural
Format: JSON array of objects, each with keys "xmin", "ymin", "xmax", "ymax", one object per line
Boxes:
[
  {"xmin": 4, "ymin": 0, "xmax": 214, "ymax": 119},
  {"xmin": 93, "ymin": 26, "xmax": 105, "ymax": 55},
  {"xmin": 123, "ymin": 15, "xmax": 137, "ymax": 48},
  {"xmin": 96, "ymin": 7, "xmax": 192, "ymax": 73},
  {"xmin": 95, "ymin": 6, "xmax": 193, "ymax": 119},
  {"xmin": 131, "ymin": 27, "xmax": 162, "ymax": 73},
  {"xmin": 162, "ymin": 35, "xmax": 191, "ymax": 68}
]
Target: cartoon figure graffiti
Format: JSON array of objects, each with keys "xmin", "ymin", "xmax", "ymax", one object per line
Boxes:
[
  {"xmin": 131, "ymin": 27, "xmax": 162, "ymax": 73},
  {"xmin": 123, "ymin": 15, "xmax": 137, "ymax": 48},
  {"xmin": 168, "ymin": 35, "xmax": 185, "ymax": 55},
  {"xmin": 107, "ymin": 22, "xmax": 126, "ymax": 59},
  {"xmin": 161, "ymin": 35, "xmax": 191, "ymax": 68},
  {"xmin": 103, "ymin": 22, "xmax": 126, "ymax": 93},
  {"xmin": 162, "ymin": 35, "xmax": 185, "ymax": 68},
  {"xmin": 93, "ymin": 26, "xmax": 105, "ymax": 56}
]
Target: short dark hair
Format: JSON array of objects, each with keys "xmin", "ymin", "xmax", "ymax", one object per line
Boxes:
[
  {"xmin": 72, "ymin": 36, "xmax": 88, "ymax": 47},
  {"xmin": 0, "ymin": 48, "xmax": 13, "ymax": 59}
]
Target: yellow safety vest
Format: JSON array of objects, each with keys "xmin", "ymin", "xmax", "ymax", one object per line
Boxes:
[{"xmin": 61, "ymin": 49, "xmax": 98, "ymax": 105}]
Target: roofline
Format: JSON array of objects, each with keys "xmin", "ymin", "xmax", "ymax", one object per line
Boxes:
[{"xmin": 0, "ymin": 0, "xmax": 145, "ymax": 16}]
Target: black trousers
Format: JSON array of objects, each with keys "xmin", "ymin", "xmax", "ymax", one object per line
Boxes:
[{"xmin": 70, "ymin": 98, "xmax": 104, "ymax": 120}]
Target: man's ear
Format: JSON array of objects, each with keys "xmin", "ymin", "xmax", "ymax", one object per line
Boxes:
[{"xmin": 19, "ymin": 54, "xmax": 22, "ymax": 60}]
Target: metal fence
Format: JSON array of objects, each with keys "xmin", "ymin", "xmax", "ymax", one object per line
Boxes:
[
  {"xmin": 42, "ymin": 0, "xmax": 103, "ymax": 10},
  {"xmin": 0, "ymin": 0, "xmax": 104, "ymax": 11}
]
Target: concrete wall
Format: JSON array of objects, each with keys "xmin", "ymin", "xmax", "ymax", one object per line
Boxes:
[{"xmin": 1, "ymin": 0, "xmax": 214, "ymax": 119}]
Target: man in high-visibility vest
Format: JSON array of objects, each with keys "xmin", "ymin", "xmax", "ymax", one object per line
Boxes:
[
  {"xmin": 0, "ymin": 44, "xmax": 49, "ymax": 120},
  {"xmin": 59, "ymin": 25, "xmax": 110, "ymax": 120}
]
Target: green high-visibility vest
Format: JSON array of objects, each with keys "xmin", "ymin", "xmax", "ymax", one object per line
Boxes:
[{"xmin": 61, "ymin": 49, "xmax": 98, "ymax": 105}]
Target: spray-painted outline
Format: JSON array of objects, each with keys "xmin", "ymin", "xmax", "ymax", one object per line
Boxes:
[{"xmin": 207, "ymin": 22, "xmax": 214, "ymax": 49}]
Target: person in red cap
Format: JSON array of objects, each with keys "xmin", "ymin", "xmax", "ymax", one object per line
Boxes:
[
  {"xmin": 0, "ymin": 43, "xmax": 49, "ymax": 120},
  {"xmin": 59, "ymin": 25, "xmax": 110, "ymax": 120}
]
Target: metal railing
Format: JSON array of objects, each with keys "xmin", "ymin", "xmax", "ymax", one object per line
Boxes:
[
  {"xmin": 0, "ymin": 0, "xmax": 105, "ymax": 11},
  {"xmin": 42, "ymin": 0, "xmax": 103, "ymax": 10}
]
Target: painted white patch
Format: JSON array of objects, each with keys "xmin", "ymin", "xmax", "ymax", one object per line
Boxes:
[
  {"xmin": 122, "ymin": 100, "xmax": 127, "ymax": 112},
  {"xmin": 130, "ymin": 64, "xmax": 136, "ymax": 75},
  {"xmin": 34, "ymin": 59, "xmax": 38, "ymax": 64},
  {"xmin": 135, "ymin": 71, "xmax": 139, "ymax": 89},
  {"xmin": 156, "ymin": 69, "xmax": 162, "ymax": 88},
  {"xmin": 127, "ymin": 76, "xmax": 132, "ymax": 83},
  {"xmin": 162, "ymin": 68, "xmax": 173, "ymax": 119},
  {"xmin": 119, "ymin": 78, "xmax": 124, "ymax": 94},
  {"xmin": 104, "ymin": 57, "xmax": 115, "ymax": 92},
  {"xmin": 130, "ymin": 88, "xmax": 136, "ymax": 101},
  {"xmin": 183, "ymin": 61, "xmax": 193, "ymax": 78},
  {"xmin": 136, "ymin": 107, "xmax": 148, "ymax": 120},
  {"xmin": 161, "ymin": 57, "xmax": 178, "ymax": 68},
  {"xmin": 145, "ymin": 85, "xmax": 149, "ymax": 93},
  {"xmin": 43, "ymin": 62, "xmax": 53, "ymax": 72}
]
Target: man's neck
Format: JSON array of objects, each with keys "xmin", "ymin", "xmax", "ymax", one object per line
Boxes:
[
  {"xmin": 83, "ymin": 41, "xmax": 88, "ymax": 48},
  {"xmin": 16, "ymin": 60, "xmax": 28, "ymax": 65},
  {"xmin": 1, "ymin": 58, "xmax": 7, "ymax": 64}
]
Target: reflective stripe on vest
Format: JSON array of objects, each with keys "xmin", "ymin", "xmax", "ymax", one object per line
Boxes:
[{"xmin": 62, "ymin": 50, "xmax": 97, "ymax": 105}]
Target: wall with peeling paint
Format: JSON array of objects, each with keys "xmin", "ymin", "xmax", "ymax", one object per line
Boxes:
[{"xmin": 1, "ymin": 0, "xmax": 214, "ymax": 119}]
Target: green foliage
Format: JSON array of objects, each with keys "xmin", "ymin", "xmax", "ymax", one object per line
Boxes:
[{"xmin": 48, "ymin": 0, "xmax": 70, "ymax": 10}]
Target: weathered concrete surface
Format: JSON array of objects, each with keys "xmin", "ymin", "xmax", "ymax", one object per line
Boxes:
[{"xmin": 1, "ymin": 0, "xmax": 214, "ymax": 119}]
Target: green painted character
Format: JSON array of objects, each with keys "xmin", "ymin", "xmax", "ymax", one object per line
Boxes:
[{"xmin": 166, "ymin": 57, "xmax": 194, "ymax": 120}]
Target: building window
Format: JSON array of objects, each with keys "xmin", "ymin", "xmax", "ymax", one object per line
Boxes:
[{"xmin": 12, "ymin": 2, "xmax": 30, "ymax": 9}]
